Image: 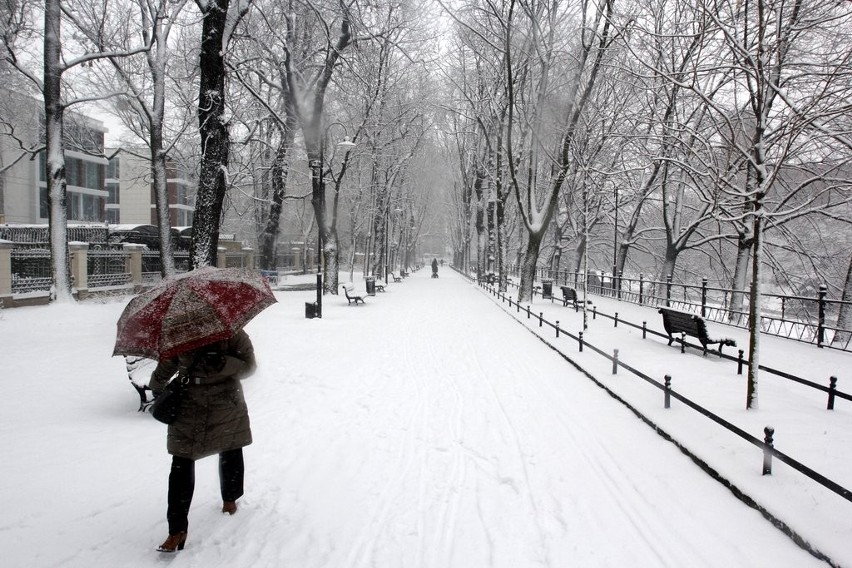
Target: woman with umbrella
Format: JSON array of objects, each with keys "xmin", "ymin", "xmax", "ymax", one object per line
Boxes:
[
  {"xmin": 113, "ymin": 267, "xmax": 275, "ymax": 553},
  {"xmin": 149, "ymin": 330, "xmax": 256, "ymax": 552}
]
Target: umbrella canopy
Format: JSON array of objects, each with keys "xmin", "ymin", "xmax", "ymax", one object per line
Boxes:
[{"xmin": 113, "ymin": 266, "xmax": 277, "ymax": 361}]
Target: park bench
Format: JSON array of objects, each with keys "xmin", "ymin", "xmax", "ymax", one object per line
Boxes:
[
  {"xmin": 658, "ymin": 307, "xmax": 736, "ymax": 356},
  {"xmin": 341, "ymin": 282, "xmax": 366, "ymax": 305},
  {"xmin": 259, "ymin": 269, "xmax": 278, "ymax": 286},
  {"xmin": 375, "ymin": 279, "xmax": 386, "ymax": 292},
  {"xmin": 390, "ymin": 272, "xmax": 402, "ymax": 282},
  {"xmin": 125, "ymin": 355, "xmax": 155, "ymax": 411},
  {"xmin": 560, "ymin": 286, "xmax": 579, "ymax": 310}
]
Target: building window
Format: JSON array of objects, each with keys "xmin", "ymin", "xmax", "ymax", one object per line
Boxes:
[
  {"xmin": 82, "ymin": 193, "xmax": 97, "ymax": 220},
  {"xmin": 66, "ymin": 158, "xmax": 78, "ymax": 187},
  {"xmin": 63, "ymin": 192, "xmax": 105, "ymax": 222},
  {"xmin": 39, "ymin": 186, "xmax": 48, "ymax": 219},
  {"xmin": 107, "ymin": 155, "xmax": 120, "ymax": 179},
  {"xmin": 106, "ymin": 208, "xmax": 120, "ymax": 224},
  {"xmin": 86, "ymin": 162, "xmax": 101, "ymax": 189},
  {"xmin": 106, "ymin": 181, "xmax": 120, "ymax": 204}
]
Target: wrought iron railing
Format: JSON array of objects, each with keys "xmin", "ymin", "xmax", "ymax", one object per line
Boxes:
[
  {"xmin": 506, "ymin": 266, "xmax": 852, "ymax": 352},
  {"xmin": 10, "ymin": 249, "xmax": 52, "ymax": 293}
]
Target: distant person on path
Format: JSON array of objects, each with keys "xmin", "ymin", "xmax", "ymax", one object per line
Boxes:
[
  {"xmin": 149, "ymin": 329, "xmax": 257, "ymax": 553},
  {"xmin": 432, "ymin": 258, "xmax": 439, "ymax": 278}
]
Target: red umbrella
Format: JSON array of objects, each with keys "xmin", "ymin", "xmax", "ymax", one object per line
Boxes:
[{"xmin": 113, "ymin": 266, "xmax": 276, "ymax": 361}]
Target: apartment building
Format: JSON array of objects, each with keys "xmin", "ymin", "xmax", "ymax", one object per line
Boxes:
[
  {"xmin": 0, "ymin": 91, "xmax": 195, "ymax": 233},
  {"xmin": 104, "ymin": 148, "xmax": 195, "ymax": 227},
  {"xmin": 0, "ymin": 92, "xmax": 108, "ymax": 225}
]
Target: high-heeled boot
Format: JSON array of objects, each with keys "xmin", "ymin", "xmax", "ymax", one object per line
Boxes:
[
  {"xmin": 222, "ymin": 500, "xmax": 237, "ymax": 515},
  {"xmin": 157, "ymin": 531, "xmax": 187, "ymax": 552}
]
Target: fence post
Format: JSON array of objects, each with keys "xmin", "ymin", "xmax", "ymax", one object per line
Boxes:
[
  {"xmin": 593, "ymin": 306, "xmax": 597, "ymax": 320},
  {"xmin": 612, "ymin": 349, "xmax": 619, "ymax": 374},
  {"xmin": 527, "ymin": 305, "xmax": 531, "ymax": 319},
  {"xmin": 680, "ymin": 332, "xmax": 686, "ymax": 354},
  {"xmin": 539, "ymin": 312, "xmax": 543, "ymax": 327},
  {"xmin": 818, "ymin": 285, "xmax": 827, "ymax": 348},
  {"xmin": 737, "ymin": 350, "xmax": 744, "ymax": 375},
  {"xmin": 827, "ymin": 376, "xmax": 837, "ymax": 410},
  {"xmin": 617, "ymin": 271, "xmax": 623, "ymax": 299},
  {"xmin": 664, "ymin": 375, "xmax": 671, "ymax": 409},
  {"xmin": 556, "ymin": 321, "xmax": 560, "ymax": 338},
  {"xmin": 762, "ymin": 426, "xmax": 775, "ymax": 475},
  {"xmin": 642, "ymin": 321, "xmax": 647, "ymax": 339},
  {"xmin": 579, "ymin": 332, "xmax": 584, "ymax": 352},
  {"xmin": 614, "ymin": 312, "xmax": 619, "ymax": 327},
  {"xmin": 0, "ymin": 241, "xmax": 12, "ymax": 306},
  {"xmin": 69, "ymin": 242, "xmax": 89, "ymax": 293},
  {"xmin": 123, "ymin": 243, "xmax": 145, "ymax": 288},
  {"xmin": 666, "ymin": 275, "xmax": 672, "ymax": 307},
  {"xmin": 701, "ymin": 278, "xmax": 708, "ymax": 318},
  {"xmin": 243, "ymin": 248, "xmax": 255, "ymax": 269},
  {"xmin": 639, "ymin": 274, "xmax": 644, "ymax": 305}
]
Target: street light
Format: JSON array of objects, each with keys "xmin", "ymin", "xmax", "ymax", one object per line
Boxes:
[{"xmin": 308, "ymin": 127, "xmax": 356, "ymax": 319}]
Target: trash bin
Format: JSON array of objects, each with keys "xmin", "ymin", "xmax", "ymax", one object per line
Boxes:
[
  {"xmin": 366, "ymin": 276, "xmax": 376, "ymax": 296},
  {"xmin": 542, "ymin": 279, "xmax": 553, "ymax": 300},
  {"xmin": 305, "ymin": 302, "xmax": 318, "ymax": 319}
]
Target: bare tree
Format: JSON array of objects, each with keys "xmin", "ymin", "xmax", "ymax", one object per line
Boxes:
[
  {"xmin": 504, "ymin": 0, "xmax": 619, "ymax": 302},
  {"xmin": 4, "ymin": 0, "xmax": 149, "ymax": 301},
  {"xmin": 190, "ymin": 0, "xmax": 254, "ymax": 268},
  {"xmin": 78, "ymin": 0, "xmax": 193, "ymax": 277}
]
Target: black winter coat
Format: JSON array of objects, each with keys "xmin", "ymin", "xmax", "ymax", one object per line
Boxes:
[{"xmin": 150, "ymin": 330, "xmax": 256, "ymax": 460}]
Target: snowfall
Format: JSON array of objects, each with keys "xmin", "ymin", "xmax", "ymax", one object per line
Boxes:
[{"xmin": 1, "ymin": 266, "xmax": 850, "ymax": 568}]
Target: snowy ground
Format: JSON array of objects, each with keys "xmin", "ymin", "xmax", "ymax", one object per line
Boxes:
[{"xmin": 0, "ymin": 267, "xmax": 849, "ymax": 567}]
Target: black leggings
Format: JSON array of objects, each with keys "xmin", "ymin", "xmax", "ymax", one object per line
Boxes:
[{"xmin": 167, "ymin": 449, "xmax": 244, "ymax": 534}]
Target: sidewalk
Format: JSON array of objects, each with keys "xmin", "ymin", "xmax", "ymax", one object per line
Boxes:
[{"xmin": 0, "ymin": 268, "xmax": 846, "ymax": 567}]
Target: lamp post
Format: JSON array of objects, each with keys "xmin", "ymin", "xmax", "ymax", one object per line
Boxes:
[{"xmin": 307, "ymin": 128, "xmax": 355, "ymax": 319}]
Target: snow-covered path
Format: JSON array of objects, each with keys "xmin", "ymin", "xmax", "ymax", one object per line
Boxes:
[{"xmin": 0, "ymin": 268, "xmax": 837, "ymax": 567}]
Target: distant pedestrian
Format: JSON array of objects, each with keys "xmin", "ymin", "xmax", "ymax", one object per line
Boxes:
[{"xmin": 432, "ymin": 258, "xmax": 439, "ymax": 278}]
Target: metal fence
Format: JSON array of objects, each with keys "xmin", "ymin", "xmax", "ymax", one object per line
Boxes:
[
  {"xmin": 10, "ymin": 248, "xmax": 195, "ymax": 296},
  {"xmin": 88, "ymin": 249, "xmax": 131, "ymax": 288},
  {"xmin": 509, "ymin": 267, "xmax": 852, "ymax": 352},
  {"xmin": 10, "ymin": 249, "xmax": 52, "ymax": 294}
]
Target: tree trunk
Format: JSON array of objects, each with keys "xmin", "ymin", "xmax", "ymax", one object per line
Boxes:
[
  {"xmin": 150, "ymin": 129, "xmax": 176, "ymax": 277},
  {"xmin": 746, "ymin": 194, "xmax": 763, "ymax": 410},
  {"xmin": 655, "ymin": 242, "xmax": 679, "ymax": 292},
  {"xmin": 728, "ymin": 230, "xmax": 752, "ymax": 322},
  {"xmin": 518, "ymin": 231, "xmax": 544, "ymax": 303},
  {"xmin": 831, "ymin": 254, "xmax": 852, "ymax": 347},
  {"xmin": 43, "ymin": 0, "xmax": 71, "ymax": 302},
  {"xmin": 191, "ymin": 0, "xmax": 231, "ymax": 269},
  {"xmin": 258, "ymin": 130, "xmax": 295, "ymax": 270}
]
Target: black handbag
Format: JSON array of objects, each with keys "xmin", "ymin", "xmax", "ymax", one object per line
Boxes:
[{"xmin": 150, "ymin": 375, "xmax": 188, "ymax": 424}]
